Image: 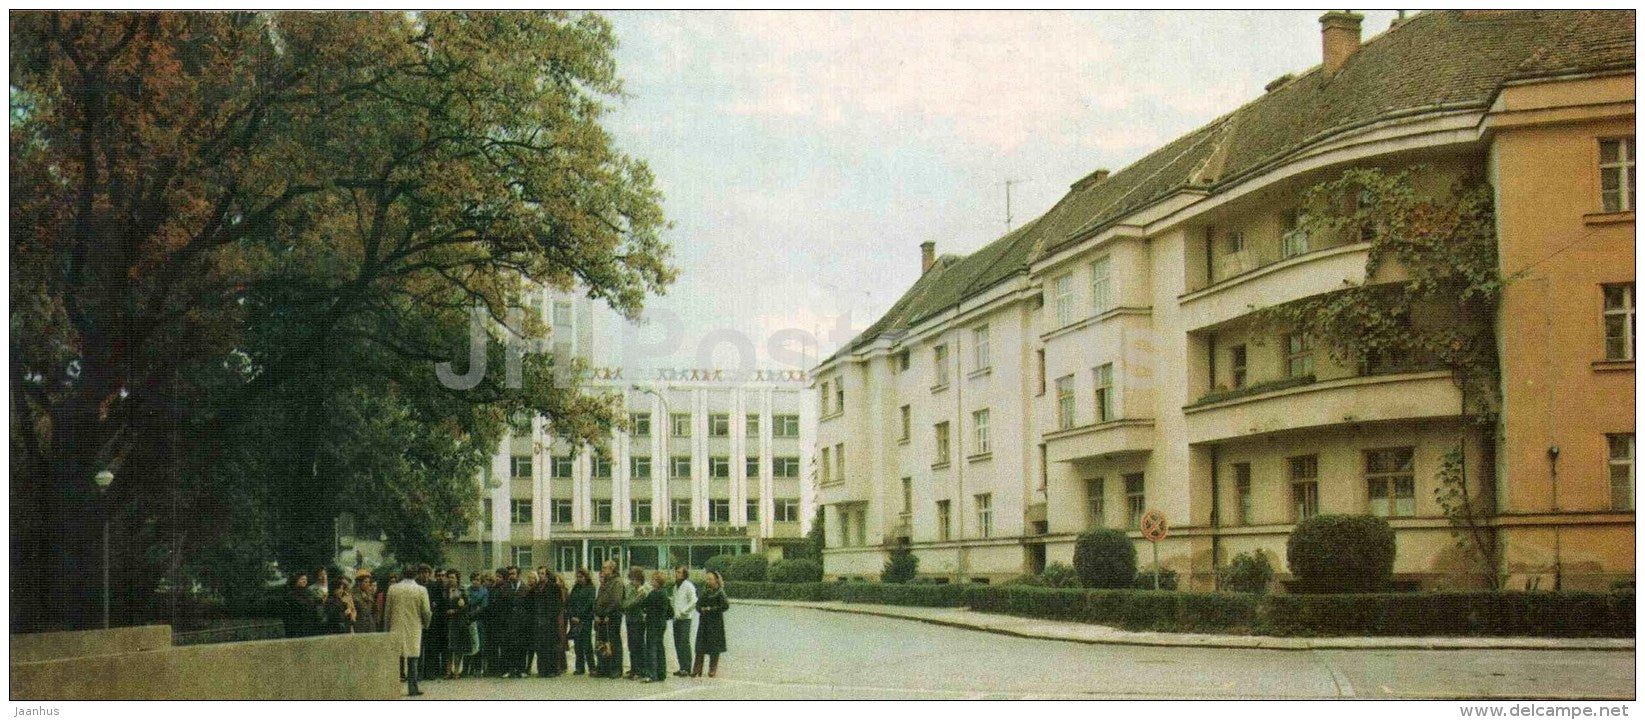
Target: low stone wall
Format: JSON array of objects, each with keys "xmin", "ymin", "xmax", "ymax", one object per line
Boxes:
[
  {"xmin": 11, "ymin": 629, "xmax": 399, "ymax": 700},
  {"xmin": 9, "ymin": 625, "xmax": 172, "ymax": 664}
]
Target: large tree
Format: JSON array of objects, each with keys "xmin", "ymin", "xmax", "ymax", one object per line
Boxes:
[{"xmin": 11, "ymin": 11, "xmax": 673, "ymax": 630}]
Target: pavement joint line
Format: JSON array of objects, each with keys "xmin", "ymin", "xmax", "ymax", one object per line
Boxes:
[
  {"xmin": 735, "ymin": 599, "xmax": 1635, "ymax": 653},
  {"xmin": 1311, "ymin": 649, "xmax": 1357, "ymax": 699}
]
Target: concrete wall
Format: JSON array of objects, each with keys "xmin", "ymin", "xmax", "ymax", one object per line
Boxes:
[
  {"xmin": 11, "ymin": 628, "xmax": 399, "ymax": 700},
  {"xmin": 9, "ymin": 625, "xmax": 171, "ymax": 664}
]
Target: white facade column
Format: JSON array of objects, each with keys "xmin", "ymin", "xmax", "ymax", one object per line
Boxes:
[
  {"xmin": 731, "ymin": 389, "xmax": 747, "ymax": 527},
  {"xmin": 693, "ymin": 387, "xmax": 708, "ymax": 526},
  {"xmin": 652, "ymin": 391, "xmax": 666, "ymax": 528}
]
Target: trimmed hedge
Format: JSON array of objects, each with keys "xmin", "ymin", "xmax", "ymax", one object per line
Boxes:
[
  {"xmin": 768, "ymin": 558, "xmax": 823, "ymax": 584},
  {"xmin": 724, "ymin": 581, "xmax": 1633, "ymax": 637}
]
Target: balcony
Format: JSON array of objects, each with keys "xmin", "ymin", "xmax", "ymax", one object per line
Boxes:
[
  {"xmin": 1183, "ymin": 369, "xmax": 1460, "ymax": 444},
  {"xmin": 1044, "ymin": 418, "xmax": 1155, "ymax": 463},
  {"xmin": 1179, "ymin": 242, "xmax": 1371, "ymax": 331}
]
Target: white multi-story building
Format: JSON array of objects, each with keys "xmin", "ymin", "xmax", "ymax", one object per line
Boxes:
[{"xmin": 448, "ymin": 290, "xmax": 817, "ymax": 572}]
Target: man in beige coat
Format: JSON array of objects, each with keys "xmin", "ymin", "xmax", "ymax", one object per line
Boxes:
[{"xmin": 386, "ymin": 564, "xmax": 434, "ymax": 697}]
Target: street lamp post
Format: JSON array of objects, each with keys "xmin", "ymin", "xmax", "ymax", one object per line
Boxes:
[
  {"xmin": 94, "ymin": 469, "xmax": 114, "ymax": 629},
  {"xmin": 638, "ymin": 386, "xmax": 671, "ymax": 568}
]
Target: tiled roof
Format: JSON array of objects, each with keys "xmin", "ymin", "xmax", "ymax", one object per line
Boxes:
[{"xmin": 822, "ymin": 10, "xmax": 1634, "ymax": 366}]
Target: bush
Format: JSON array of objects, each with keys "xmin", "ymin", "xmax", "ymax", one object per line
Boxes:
[
  {"xmin": 1074, "ymin": 530, "xmax": 1137, "ymax": 588},
  {"xmin": 881, "ymin": 545, "xmax": 919, "ymax": 583},
  {"xmin": 724, "ymin": 581, "xmax": 837, "ymax": 601},
  {"xmin": 703, "ymin": 554, "xmax": 735, "ymax": 578},
  {"xmin": 1039, "ymin": 562, "xmax": 1083, "ymax": 588},
  {"xmin": 768, "ymin": 558, "xmax": 823, "ymax": 584},
  {"xmin": 1133, "ymin": 565, "xmax": 1179, "ymax": 590},
  {"xmin": 724, "ymin": 554, "xmax": 769, "ymax": 582},
  {"xmin": 1286, "ymin": 514, "xmax": 1396, "ymax": 593},
  {"xmin": 837, "ymin": 581, "xmax": 967, "ymax": 607},
  {"xmin": 1221, "ymin": 551, "xmax": 1276, "ymax": 594}
]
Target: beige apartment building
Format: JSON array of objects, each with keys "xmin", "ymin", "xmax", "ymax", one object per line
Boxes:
[{"xmin": 814, "ymin": 10, "xmax": 1634, "ymax": 589}]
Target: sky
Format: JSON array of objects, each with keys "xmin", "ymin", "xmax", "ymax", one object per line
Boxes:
[{"xmin": 592, "ymin": 10, "xmax": 1401, "ymax": 372}]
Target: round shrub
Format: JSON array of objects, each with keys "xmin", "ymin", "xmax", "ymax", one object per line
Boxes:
[
  {"xmin": 1221, "ymin": 551, "xmax": 1275, "ymax": 594},
  {"xmin": 1073, "ymin": 529, "xmax": 1137, "ymax": 589},
  {"xmin": 724, "ymin": 554, "xmax": 769, "ymax": 582},
  {"xmin": 1286, "ymin": 514, "xmax": 1396, "ymax": 593},
  {"xmin": 703, "ymin": 554, "xmax": 735, "ymax": 578},
  {"xmin": 881, "ymin": 544, "xmax": 919, "ymax": 583},
  {"xmin": 768, "ymin": 558, "xmax": 823, "ymax": 584}
]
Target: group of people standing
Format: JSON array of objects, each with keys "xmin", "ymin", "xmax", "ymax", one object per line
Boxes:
[{"xmin": 358, "ymin": 560, "xmax": 726, "ymax": 696}]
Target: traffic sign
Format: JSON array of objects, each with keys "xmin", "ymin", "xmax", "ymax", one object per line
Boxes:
[{"xmin": 1140, "ymin": 509, "xmax": 1169, "ymax": 542}]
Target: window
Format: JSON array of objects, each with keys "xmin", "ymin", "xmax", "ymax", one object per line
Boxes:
[
  {"xmin": 775, "ymin": 499, "xmax": 800, "ymax": 522},
  {"xmin": 899, "ymin": 405, "xmax": 912, "ymax": 442},
  {"xmin": 973, "ymin": 325, "xmax": 991, "ymax": 371},
  {"xmin": 933, "ymin": 345, "xmax": 950, "ymax": 386},
  {"xmin": 592, "ymin": 499, "xmax": 613, "ymax": 525},
  {"xmin": 510, "ymin": 499, "xmax": 533, "ymax": 525},
  {"xmin": 1289, "ymin": 455, "xmax": 1319, "ymax": 521},
  {"xmin": 1609, "ymin": 434, "xmax": 1635, "ymax": 510},
  {"xmin": 481, "ymin": 499, "xmax": 494, "ymax": 534},
  {"xmin": 745, "ymin": 456, "xmax": 759, "ymax": 477},
  {"xmin": 774, "ymin": 414, "xmax": 800, "ymax": 438},
  {"xmin": 670, "ymin": 456, "xmax": 692, "ymax": 479},
  {"xmin": 1053, "ymin": 273, "xmax": 1075, "ymax": 326},
  {"xmin": 1093, "ymin": 364, "xmax": 1114, "ymax": 422},
  {"xmin": 556, "ymin": 546, "xmax": 577, "ymax": 573},
  {"xmin": 631, "ymin": 456, "xmax": 652, "ymax": 480},
  {"xmin": 1086, "ymin": 478, "xmax": 1106, "ymax": 529},
  {"xmin": 746, "ymin": 414, "xmax": 761, "ymax": 438},
  {"xmin": 1055, "ymin": 375, "xmax": 1076, "ymax": 430},
  {"xmin": 511, "ymin": 456, "xmax": 532, "ymax": 479},
  {"xmin": 1090, "ymin": 256, "xmax": 1112, "ymax": 313},
  {"xmin": 901, "ymin": 477, "xmax": 913, "ymax": 515},
  {"xmin": 1285, "ymin": 334, "xmax": 1315, "ymax": 378},
  {"xmin": 593, "ymin": 456, "xmax": 611, "ymax": 478},
  {"xmin": 552, "ymin": 455, "xmax": 574, "ymax": 479},
  {"xmin": 774, "ymin": 456, "xmax": 801, "ymax": 477},
  {"xmin": 632, "ymin": 412, "xmax": 651, "ymax": 437},
  {"xmin": 1600, "ymin": 137, "xmax": 1636, "ymax": 212},
  {"xmin": 708, "ymin": 499, "xmax": 731, "ymax": 524},
  {"xmin": 511, "ymin": 545, "xmax": 534, "ymax": 568},
  {"xmin": 893, "ymin": 349, "xmax": 911, "ymax": 374},
  {"xmin": 1233, "ymin": 463, "xmax": 1253, "ymax": 525},
  {"xmin": 709, "ymin": 413, "xmax": 730, "ymax": 437},
  {"xmin": 936, "ymin": 500, "xmax": 952, "ymax": 541},
  {"xmin": 552, "ymin": 499, "xmax": 573, "ymax": 525},
  {"xmin": 746, "ymin": 499, "xmax": 760, "ymax": 522},
  {"xmin": 631, "ymin": 499, "xmax": 652, "ymax": 524},
  {"xmin": 835, "ymin": 384, "xmax": 845, "ymax": 414},
  {"xmin": 934, "ymin": 422, "xmax": 951, "ymax": 465},
  {"xmin": 975, "ymin": 493, "xmax": 993, "ymax": 538},
  {"xmin": 671, "ymin": 413, "xmax": 692, "ymax": 437},
  {"xmin": 552, "ymin": 300, "xmax": 573, "ymax": 327},
  {"xmin": 834, "ymin": 443, "xmax": 846, "ymax": 483},
  {"xmin": 1036, "ymin": 349, "xmax": 1047, "ymax": 396},
  {"xmin": 820, "ymin": 447, "xmax": 831, "ymax": 484},
  {"xmin": 1230, "ymin": 345, "xmax": 1248, "ymax": 389},
  {"xmin": 1365, "ymin": 447, "xmax": 1416, "ymax": 518},
  {"xmin": 820, "ymin": 381, "xmax": 831, "ymax": 415},
  {"xmin": 972, "ymin": 409, "xmax": 991, "ymax": 455},
  {"xmin": 1124, "ymin": 473, "xmax": 1145, "ymax": 529},
  {"xmin": 1604, "ymin": 283, "xmax": 1635, "ymax": 361},
  {"xmin": 671, "ymin": 499, "xmax": 692, "ymax": 524},
  {"xmin": 1282, "ymin": 211, "xmax": 1311, "ymax": 258},
  {"xmin": 710, "ymin": 456, "xmax": 730, "ymax": 479}
]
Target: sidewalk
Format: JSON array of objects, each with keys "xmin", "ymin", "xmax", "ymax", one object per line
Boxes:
[{"xmin": 737, "ymin": 599, "xmax": 1636, "ymax": 652}]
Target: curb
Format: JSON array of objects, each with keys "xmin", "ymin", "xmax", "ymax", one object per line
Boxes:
[{"xmin": 735, "ymin": 599, "xmax": 1637, "ymax": 652}]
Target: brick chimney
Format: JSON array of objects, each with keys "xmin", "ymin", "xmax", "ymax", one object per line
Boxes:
[
  {"xmin": 920, "ymin": 241, "xmax": 936, "ymax": 274},
  {"xmin": 1319, "ymin": 11, "xmax": 1364, "ymax": 75}
]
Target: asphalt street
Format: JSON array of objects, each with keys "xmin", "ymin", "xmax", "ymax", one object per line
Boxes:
[{"xmin": 414, "ymin": 603, "xmax": 1635, "ymax": 700}]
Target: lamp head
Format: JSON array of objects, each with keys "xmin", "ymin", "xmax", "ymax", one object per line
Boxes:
[{"xmin": 94, "ymin": 469, "xmax": 114, "ymax": 489}]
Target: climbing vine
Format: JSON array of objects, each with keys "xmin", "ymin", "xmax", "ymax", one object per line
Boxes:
[{"xmin": 1261, "ymin": 165, "xmax": 1504, "ymax": 585}]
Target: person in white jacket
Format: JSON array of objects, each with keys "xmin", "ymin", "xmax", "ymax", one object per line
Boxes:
[
  {"xmin": 386, "ymin": 565, "xmax": 433, "ymax": 697},
  {"xmin": 669, "ymin": 565, "xmax": 698, "ymax": 677}
]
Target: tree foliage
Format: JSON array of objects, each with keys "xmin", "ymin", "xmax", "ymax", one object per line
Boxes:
[
  {"xmin": 10, "ymin": 11, "xmax": 673, "ymax": 629},
  {"xmin": 880, "ymin": 544, "xmax": 918, "ymax": 583}
]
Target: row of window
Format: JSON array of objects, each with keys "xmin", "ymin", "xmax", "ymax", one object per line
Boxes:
[
  {"xmin": 510, "ymin": 455, "xmax": 804, "ymax": 479},
  {"xmin": 851, "ymin": 491, "xmax": 996, "ymax": 545},
  {"xmin": 1050, "ymin": 254, "xmax": 1113, "ymax": 329},
  {"xmin": 1052, "ymin": 362, "xmax": 1117, "ymax": 430},
  {"xmin": 629, "ymin": 412, "xmax": 802, "ymax": 439},
  {"xmin": 500, "ymin": 497, "xmax": 803, "ymax": 526}
]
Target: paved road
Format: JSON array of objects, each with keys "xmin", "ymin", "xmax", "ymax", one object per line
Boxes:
[{"xmin": 416, "ymin": 604, "xmax": 1635, "ymax": 700}]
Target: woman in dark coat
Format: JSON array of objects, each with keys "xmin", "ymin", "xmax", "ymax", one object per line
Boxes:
[
  {"xmin": 424, "ymin": 573, "xmax": 449, "ymax": 679},
  {"xmin": 530, "ymin": 572, "xmax": 567, "ymax": 677},
  {"xmin": 567, "ymin": 569, "xmax": 597, "ymax": 675},
  {"xmin": 321, "ymin": 580, "xmax": 356, "ymax": 634},
  {"xmin": 693, "ymin": 570, "xmax": 729, "ymax": 677},
  {"xmin": 640, "ymin": 571, "xmax": 671, "ymax": 683},
  {"xmin": 443, "ymin": 569, "xmax": 474, "ymax": 678},
  {"xmin": 284, "ymin": 574, "xmax": 323, "ymax": 638}
]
